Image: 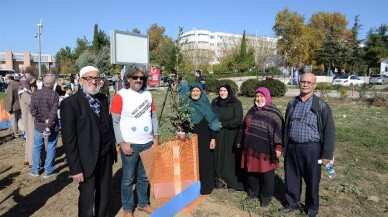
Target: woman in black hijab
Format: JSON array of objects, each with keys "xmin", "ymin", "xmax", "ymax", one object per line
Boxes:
[{"xmin": 211, "ymin": 83, "xmax": 244, "ymax": 192}]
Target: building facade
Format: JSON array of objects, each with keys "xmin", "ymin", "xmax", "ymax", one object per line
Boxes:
[
  {"xmin": 0, "ymin": 51, "xmax": 53, "ymax": 73},
  {"xmin": 179, "ymin": 29, "xmax": 278, "ymax": 65}
]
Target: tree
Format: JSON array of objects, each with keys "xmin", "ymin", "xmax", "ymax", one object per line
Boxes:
[
  {"xmin": 147, "ymin": 23, "xmax": 167, "ymax": 64},
  {"xmin": 74, "ymin": 37, "xmax": 90, "ymax": 60},
  {"xmin": 93, "ymin": 24, "xmax": 100, "ymax": 52},
  {"xmin": 92, "ymin": 24, "xmax": 109, "ymax": 53},
  {"xmin": 54, "ymin": 46, "xmax": 76, "ymax": 74},
  {"xmin": 75, "ymin": 50, "xmax": 96, "ymax": 70},
  {"xmin": 132, "ymin": 28, "xmax": 141, "ymax": 34},
  {"xmin": 94, "ymin": 46, "xmax": 111, "ymax": 75},
  {"xmin": 363, "ymin": 24, "xmax": 388, "ymax": 73},
  {"xmin": 347, "ymin": 15, "xmax": 366, "ymax": 73},
  {"xmin": 273, "ymin": 8, "xmax": 310, "ymax": 70}
]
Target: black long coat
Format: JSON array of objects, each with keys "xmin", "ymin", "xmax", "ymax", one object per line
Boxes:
[{"xmin": 211, "ymin": 97, "xmax": 244, "ymax": 190}]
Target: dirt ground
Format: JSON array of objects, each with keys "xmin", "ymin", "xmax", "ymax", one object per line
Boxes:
[{"xmin": 0, "ymin": 128, "xmax": 262, "ymax": 217}]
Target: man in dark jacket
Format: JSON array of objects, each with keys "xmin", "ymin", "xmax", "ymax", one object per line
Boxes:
[
  {"xmin": 4, "ymin": 75, "xmax": 21, "ymax": 138},
  {"xmin": 61, "ymin": 66, "xmax": 117, "ymax": 217},
  {"xmin": 281, "ymin": 73, "xmax": 335, "ymax": 217}
]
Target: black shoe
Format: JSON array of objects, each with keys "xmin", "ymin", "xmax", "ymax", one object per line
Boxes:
[
  {"xmin": 245, "ymin": 195, "xmax": 257, "ymax": 201},
  {"xmin": 260, "ymin": 201, "xmax": 270, "ymax": 208},
  {"xmin": 280, "ymin": 205, "xmax": 300, "ymax": 213}
]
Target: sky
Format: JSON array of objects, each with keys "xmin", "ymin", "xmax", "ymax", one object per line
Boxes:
[{"xmin": 1, "ymin": 0, "xmax": 387, "ymax": 58}]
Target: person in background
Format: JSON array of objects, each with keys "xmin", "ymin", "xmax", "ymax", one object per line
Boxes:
[
  {"xmin": 61, "ymin": 66, "xmax": 117, "ymax": 217},
  {"xmin": 19, "ymin": 75, "xmax": 37, "ymax": 167},
  {"xmin": 188, "ymin": 82, "xmax": 221, "ymax": 195},
  {"xmin": 99, "ymin": 77, "xmax": 110, "ymax": 103},
  {"xmin": 36, "ymin": 76, "xmax": 43, "ymax": 89},
  {"xmin": 236, "ymin": 87, "xmax": 284, "ymax": 208},
  {"xmin": 29, "ymin": 74, "xmax": 59, "ymax": 178},
  {"xmin": 4, "ymin": 74, "xmax": 22, "ymax": 139},
  {"xmin": 280, "ymin": 73, "xmax": 335, "ymax": 217},
  {"xmin": 173, "ymin": 76, "xmax": 189, "ymax": 96},
  {"xmin": 114, "ymin": 73, "xmax": 123, "ymax": 94},
  {"xmin": 55, "ymin": 77, "xmax": 66, "ymax": 98},
  {"xmin": 111, "ymin": 64, "xmax": 159, "ymax": 217},
  {"xmin": 194, "ymin": 70, "xmax": 207, "ymax": 92},
  {"xmin": 211, "ymin": 83, "xmax": 244, "ymax": 192}
]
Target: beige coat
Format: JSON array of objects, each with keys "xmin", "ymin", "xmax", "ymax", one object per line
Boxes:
[{"xmin": 20, "ymin": 91, "xmax": 34, "ymax": 165}]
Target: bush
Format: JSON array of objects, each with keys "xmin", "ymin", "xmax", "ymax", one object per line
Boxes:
[
  {"xmin": 218, "ymin": 79, "xmax": 239, "ymax": 94},
  {"xmin": 258, "ymin": 78, "xmax": 287, "ymax": 97},
  {"xmin": 239, "ymin": 79, "xmax": 261, "ymax": 97},
  {"xmin": 354, "ymin": 83, "xmax": 372, "ymax": 100},
  {"xmin": 205, "ymin": 78, "xmax": 221, "ymax": 93},
  {"xmin": 316, "ymin": 82, "xmax": 333, "ymax": 98}
]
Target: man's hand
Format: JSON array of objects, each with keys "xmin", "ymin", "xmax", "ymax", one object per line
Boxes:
[
  {"xmin": 275, "ymin": 150, "xmax": 282, "ymax": 158},
  {"xmin": 72, "ymin": 173, "xmax": 84, "ymax": 183},
  {"xmin": 120, "ymin": 142, "xmax": 134, "ymax": 155},
  {"xmin": 152, "ymin": 135, "xmax": 159, "ymax": 147},
  {"xmin": 210, "ymin": 139, "xmax": 216, "ymax": 150},
  {"xmin": 236, "ymin": 144, "xmax": 241, "ymax": 149}
]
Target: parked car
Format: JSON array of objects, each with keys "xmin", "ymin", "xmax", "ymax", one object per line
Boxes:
[
  {"xmin": 332, "ymin": 75, "xmax": 365, "ymax": 86},
  {"xmin": 369, "ymin": 74, "xmax": 388, "ymax": 85}
]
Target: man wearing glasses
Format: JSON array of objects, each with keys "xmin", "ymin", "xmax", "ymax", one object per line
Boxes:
[
  {"xmin": 111, "ymin": 64, "xmax": 159, "ymax": 217},
  {"xmin": 61, "ymin": 66, "xmax": 117, "ymax": 217},
  {"xmin": 281, "ymin": 73, "xmax": 336, "ymax": 217}
]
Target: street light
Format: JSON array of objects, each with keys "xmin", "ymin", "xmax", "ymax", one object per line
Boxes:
[{"xmin": 35, "ymin": 18, "xmax": 43, "ymax": 76}]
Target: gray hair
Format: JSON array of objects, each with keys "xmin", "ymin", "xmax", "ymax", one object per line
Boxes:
[
  {"xmin": 123, "ymin": 64, "xmax": 148, "ymax": 90},
  {"xmin": 43, "ymin": 74, "xmax": 55, "ymax": 86}
]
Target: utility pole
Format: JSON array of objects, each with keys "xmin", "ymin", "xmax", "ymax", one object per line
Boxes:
[{"xmin": 36, "ymin": 18, "xmax": 43, "ymax": 77}]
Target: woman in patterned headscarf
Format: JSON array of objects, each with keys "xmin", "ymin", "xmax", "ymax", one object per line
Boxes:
[{"xmin": 236, "ymin": 87, "xmax": 284, "ymax": 208}]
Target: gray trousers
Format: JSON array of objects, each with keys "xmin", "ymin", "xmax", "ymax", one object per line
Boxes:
[{"xmin": 10, "ymin": 109, "xmax": 21, "ymax": 135}]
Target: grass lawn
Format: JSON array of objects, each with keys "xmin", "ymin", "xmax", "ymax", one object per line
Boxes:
[{"xmin": 152, "ymin": 89, "xmax": 388, "ymax": 217}]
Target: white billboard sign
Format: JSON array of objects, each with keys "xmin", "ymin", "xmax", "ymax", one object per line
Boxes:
[{"xmin": 110, "ymin": 30, "xmax": 149, "ymax": 65}]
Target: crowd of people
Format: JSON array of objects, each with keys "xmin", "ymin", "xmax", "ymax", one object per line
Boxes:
[{"xmin": 3, "ymin": 65, "xmax": 335, "ymax": 217}]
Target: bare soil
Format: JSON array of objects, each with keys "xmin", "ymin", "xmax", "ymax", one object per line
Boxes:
[{"xmin": 0, "ymin": 128, "xmax": 261, "ymax": 217}]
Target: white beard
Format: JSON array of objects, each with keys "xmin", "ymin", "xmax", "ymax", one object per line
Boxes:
[{"xmin": 83, "ymin": 84, "xmax": 101, "ymax": 95}]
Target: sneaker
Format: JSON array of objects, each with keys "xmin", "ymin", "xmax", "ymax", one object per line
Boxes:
[
  {"xmin": 29, "ymin": 171, "xmax": 39, "ymax": 177},
  {"xmin": 43, "ymin": 172, "xmax": 58, "ymax": 179}
]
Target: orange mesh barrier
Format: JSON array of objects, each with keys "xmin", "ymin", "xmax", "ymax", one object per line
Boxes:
[
  {"xmin": 0, "ymin": 99, "xmax": 10, "ymax": 122},
  {"xmin": 140, "ymin": 134, "xmax": 204, "ymax": 213}
]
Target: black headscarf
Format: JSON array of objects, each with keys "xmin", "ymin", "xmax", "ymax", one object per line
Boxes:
[{"xmin": 215, "ymin": 83, "xmax": 236, "ymax": 107}]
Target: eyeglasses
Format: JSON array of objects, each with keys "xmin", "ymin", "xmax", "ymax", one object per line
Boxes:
[
  {"xmin": 299, "ymin": 80, "xmax": 315, "ymax": 86},
  {"xmin": 131, "ymin": 76, "xmax": 147, "ymax": 80},
  {"xmin": 81, "ymin": 76, "xmax": 101, "ymax": 82}
]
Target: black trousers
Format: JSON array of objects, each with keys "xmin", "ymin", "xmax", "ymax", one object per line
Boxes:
[
  {"xmin": 284, "ymin": 141, "xmax": 321, "ymax": 215},
  {"xmin": 78, "ymin": 154, "xmax": 113, "ymax": 217},
  {"xmin": 247, "ymin": 170, "xmax": 275, "ymax": 203}
]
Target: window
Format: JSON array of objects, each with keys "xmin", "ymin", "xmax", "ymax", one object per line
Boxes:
[
  {"xmin": 13, "ymin": 54, "xmax": 23, "ymax": 61},
  {"xmin": 0, "ymin": 54, "xmax": 5, "ymax": 60}
]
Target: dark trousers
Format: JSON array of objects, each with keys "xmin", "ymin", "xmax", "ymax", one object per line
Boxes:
[
  {"xmin": 78, "ymin": 154, "xmax": 113, "ymax": 217},
  {"xmin": 247, "ymin": 170, "xmax": 274, "ymax": 203},
  {"xmin": 284, "ymin": 141, "xmax": 321, "ymax": 215}
]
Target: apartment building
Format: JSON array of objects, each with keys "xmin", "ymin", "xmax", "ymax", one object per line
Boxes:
[
  {"xmin": 179, "ymin": 29, "xmax": 278, "ymax": 65},
  {"xmin": 0, "ymin": 51, "xmax": 53, "ymax": 73}
]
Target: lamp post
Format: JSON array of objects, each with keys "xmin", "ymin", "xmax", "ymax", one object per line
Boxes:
[{"xmin": 36, "ymin": 18, "xmax": 43, "ymax": 77}]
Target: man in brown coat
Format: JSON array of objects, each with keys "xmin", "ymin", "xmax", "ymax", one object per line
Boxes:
[{"xmin": 4, "ymin": 74, "xmax": 21, "ymax": 138}]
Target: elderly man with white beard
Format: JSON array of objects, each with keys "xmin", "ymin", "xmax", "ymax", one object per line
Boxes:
[{"xmin": 60, "ymin": 66, "xmax": 117, "ymax": 217}]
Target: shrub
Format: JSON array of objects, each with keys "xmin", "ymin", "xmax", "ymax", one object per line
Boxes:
[
  {"xmin": 258, "ymin": 78, "xmax": 287, "ymax": 97},
  {"xmin": 217, "ymin": 79, "xmax": 239, "ymax": 94},
  {"xmin": 316, "ymin": 82, "xmax": 333, "ymax": 98},
  {"xmin": 239, "ymin": 79, "xmax": 261, "ymax": 97},
  {"xmin": 205, "ymin": 78, "xmax": 220, "ymax": 93},
  {"xmin": 354, "ymin": 83, "xmax": 372, "ymax": 100}
]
